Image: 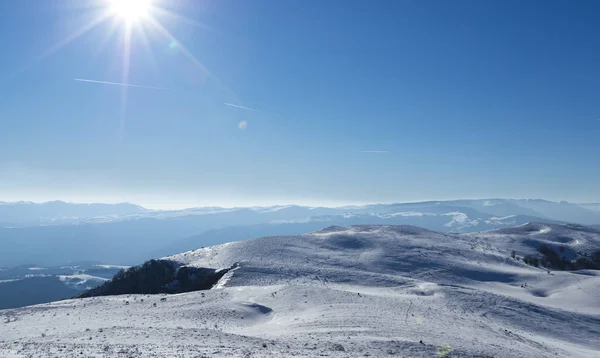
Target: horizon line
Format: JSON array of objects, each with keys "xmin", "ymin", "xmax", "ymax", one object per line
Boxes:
[{"xmin": 0, "ymin": 198, "xmax": 590, "ymax": 211}]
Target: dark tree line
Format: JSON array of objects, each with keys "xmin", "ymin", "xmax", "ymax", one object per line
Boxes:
[
  {"xmin": 521, "ymin": 245, "xmax": 600, "ymax": 271},
  {"xmin": 76, "ymin": 259, "xmax": 232, "ymax": 298},
  {"xmin": 77, "ymin": 259, "xmax": 176, "ymax": 298}
]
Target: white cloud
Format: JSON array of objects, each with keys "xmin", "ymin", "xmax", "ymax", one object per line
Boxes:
[{"xmin": 238, "ymin": 121, "xmax": 248, "ymax": 130}]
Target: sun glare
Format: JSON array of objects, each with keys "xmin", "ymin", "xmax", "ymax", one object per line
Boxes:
[{"xmin": 108, "ymin": 0, "xmax": 151, "ymax": 23}]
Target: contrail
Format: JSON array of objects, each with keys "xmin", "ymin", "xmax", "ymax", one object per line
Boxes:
[
  {"xmin": 74, "ymin": 78, "xmax": 193, "ymax": 93},
  {"xmin": 76, "ymin": 79, "xmax": 263, "ymax": 112},
  {"xmin": 359, "ymin": 150, "xmax": 389, "ymax": 153},
  {"xmin": 224, "ymin": 102, "xmax": 262, "ymax": 112}
]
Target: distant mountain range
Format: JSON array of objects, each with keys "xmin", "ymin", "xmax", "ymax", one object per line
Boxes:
[
  {"xmin": 1, "ymin": 199, "xmax": 599, "ymax": 268},
  {"xmin": 2, "ymin": 198, "xmax": 599, "ymax": 225},
  {"xmin": 0, "ymin": 201, "xmax": 146, "ymax": 225},
  {"xmin": 579, "ymin": 203, "xmax": 600, "ymax": 214}
]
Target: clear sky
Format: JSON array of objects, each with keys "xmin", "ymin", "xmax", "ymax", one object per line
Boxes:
[{"xmin": 0, "ymin": 0, "xmax": 598, "ymax": 209}]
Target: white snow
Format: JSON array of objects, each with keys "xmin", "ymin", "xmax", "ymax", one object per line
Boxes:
[
  {"xmin": 1, "ymin": 223, "xmax": 599, "ymax": 357},
  {"xmin": 251, "ymin": 205, "xmax": 294, "ymax": 213},
  {"xmin": 489, "ymin": 215, "xmax": 517, "ymax": 221},
  {"xmin": 58, "ymin": 274, "xmax": 109, "ymax": 289},
  {"xmin": 0, "ymin": 279, "xmax": 21, "ymax": 283},
  {"xmin": 384, "ymin": 211, "xmax": 436, "ymax": 217},
  {"xmin": 442, "ymin": 212, "xmax": 480, "ymax": 229},
  {"xmin": 467, "ymin": 222, "xmax": 599, "ymax": 259},
  {"xmin": 94, "ymin": 264, "xmax": 130, "ymax": 270}
]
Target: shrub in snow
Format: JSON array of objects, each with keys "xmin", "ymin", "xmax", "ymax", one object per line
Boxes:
[
  {"xmin": 538, "ymin": 245, "xmax": 566, "ymax": 270},
  {"xmin": 332, "ymin": 343, "xmax": 345, "ymax": 351},
  {"xmin": 523, "ymin": 255, "xmax": 539, "ymax": 267}
]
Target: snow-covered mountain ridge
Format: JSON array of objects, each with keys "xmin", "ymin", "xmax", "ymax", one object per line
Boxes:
[
  {"xmin": 3, "ymin": 198, "xmax": 599, "ymax": 227},
  {"xmin": 1, "ymin": 223, "xmax": 598, "ymax": 357},
  {"xmin": 4, "ymin": 198, "xmax": 600, "ymax": 268}
]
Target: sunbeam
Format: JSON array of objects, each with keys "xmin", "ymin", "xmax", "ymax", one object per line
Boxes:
[
  {"xmin": 94, "ymin": 17, "xmax": 122, "ymax": 57},
  {"xmin": 118, "ymin": 21, "xmax": 133, "ymax": 142},
  {"xmin": 136, "ymin": 22, "xmax": 160, "ymax": 77},
  {"xmin": 10, "ymin": 11, "xmax": 112, "ymax": 80},
  {"xmin": 145, "ymin": 16, "xmax": 240, "ymax": 104},
  {"xmin": 153, "ymin": 7, "xmax": 213, "ymax": 32}
]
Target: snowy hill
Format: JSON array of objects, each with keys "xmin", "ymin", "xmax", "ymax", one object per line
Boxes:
[
  {"xmin": 1, "ymin": 223, "xmax": 599, "ymax": 357},
  {"xmin": 467, "ymin": 222, "xmax": 600, "ymax": 260}
]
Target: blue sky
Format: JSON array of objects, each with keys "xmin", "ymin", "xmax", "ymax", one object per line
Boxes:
[{"xmin": 0, "ymin": 0, "xmax": 598, "ymax": 209}]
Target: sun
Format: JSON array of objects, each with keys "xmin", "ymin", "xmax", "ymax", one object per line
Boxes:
[{"xmin": 108, "ymin": 0, "xmax": 152, "ymax": 23}]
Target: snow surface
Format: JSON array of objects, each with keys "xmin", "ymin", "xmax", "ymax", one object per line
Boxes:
[
  {"xmin": 0, "ymin": 279, "xmax": 20, "ymax": 283},
  {"xmin": 94, "ymin": 265, "xmax": 130, "ymax": 270},
  {"xmin": 58, "ymin": 274, "xmax": 109, "ymax": 289},
  {"xmin": 385, "ymin": 211, "xmax": 436, "ymax": 217},
  {"xmin": 1, "ymin": 223, "xmax": 599, "ymax": 357},
  {"xmin": 466, "ymin": 222, "xmax": 600, "ymax": 260}
]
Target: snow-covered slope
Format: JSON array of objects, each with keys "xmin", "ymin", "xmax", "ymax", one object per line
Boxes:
[
  {"xmin": 1, "ymin": 224, "xmax": 599, "ymax": 357},
  {"xmin": 466, "ymin": 222, "xmax": 600, "ymax": 260}
]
